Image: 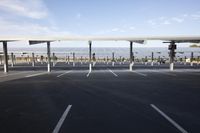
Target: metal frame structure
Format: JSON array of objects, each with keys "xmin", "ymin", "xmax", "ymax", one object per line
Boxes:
[{"xmin": 1, "ymin": 35, "xmax": 200, "ymax": 73}]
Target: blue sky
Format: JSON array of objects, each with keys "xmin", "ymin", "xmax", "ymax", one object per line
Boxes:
[{"xmin": 0, "ymin": 0, "xmax": 200, "ymax": 47}]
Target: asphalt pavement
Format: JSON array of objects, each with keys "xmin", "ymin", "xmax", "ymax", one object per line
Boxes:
[{"xmin": 0, "ymin": 63, "xmax": 200, "ymax": 133}]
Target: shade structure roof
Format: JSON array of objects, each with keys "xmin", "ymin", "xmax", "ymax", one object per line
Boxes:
[{"xmin": 0, "ymin": 35, "xmax": 200, "ymax": 44}]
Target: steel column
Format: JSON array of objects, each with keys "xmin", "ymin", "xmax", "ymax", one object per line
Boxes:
[
  {"xmin": 190, "ymin": 52, "xmax": 194, "ymax": 66},
  {"xmin": 112, "ymin": 52, "xmax": 115, "ymax": 67},
  {"xmin": 151, "ymin": 52, "xmax": 154, "ymax": 66},
  {"xmin": 47, "ymin": 42, "xmax": 51, "ymax": 72},
  {"xmin": 129, "ymin": 41, "xmax": 133, "ymax": 71},
  {"xmin": 3, "ymin": 41, "xmax": 8, "ymax": 73},
  {"xmin": 89, "ymin": 41, "xmax": 92, "ymax": 72},
  {"xmin": 169, "ymin": 42, "xmax": 176, "ymax": 71},
  {"xmin": 32, "ymin": 53, "xmax": 35, "ymax": 67},
  {"xmin": 11, "ymin": 52, "xmax": 14, "ymax": 67}
]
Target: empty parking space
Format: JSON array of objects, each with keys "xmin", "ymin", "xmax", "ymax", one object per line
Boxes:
[
  {"xmin": 0, "ymin": 69, "xmax": 199, "ymax": 133},
  {"xmin": 0, "ymin": 71, "xmax": 51, "ymax": 83}
]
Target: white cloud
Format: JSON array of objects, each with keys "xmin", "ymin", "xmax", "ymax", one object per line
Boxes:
[
  {"xmin": 0, "ymin": 0, "xmax": 72, "ymax": 36},
  {"xmin": 172, "ymin": 17, "xmax": 184, "ymax": 23},
  {"xmin": 147, "ymin": 20, "xmax": 157, "ymax": 26},
  {"xmin": 76, "ymin": 13, "xmax": 81, "ymax": 19},
  {"xmin": 191, "ymin": 14, "xmax": 200, "ymax": 20},
  {"xmin": 147, "ymin": 12, "xmax": 200, "ymax": 28},
  {"xmin": 111, "ymin": 28, "xmax": 119, "ymax": 32},
  {"xmin": 182, "ymin": 14, "xmax": 188, "ymax": 17},
  {"xmin": 162, "ymin": 20, "xmax": 171, "ymax": 25},
  {"xmin": 158, "ymin": 17, "xmax": 166, "ymax": 20},
  {"xmin": 94, "ymin": 25, "xmax": 136, "ymax": 35},
  {"xmin": 148, "ymin": 15, "xmax": 185, "ymax": 27},
  {"xmin": 119, "ymin": 30, "xmax": 126, "ymax": 33},
  {"xmin": 129, "ymin": 26, "xmax": 135, "ymax": 30},
  {"xmin": 0, "ymin": 0, "xmax": 48, "ymax": 19},
  {"xmin": 148, "ymin": 18, "xmax": 172, "ymax": 26},
  {"xmin": 0, "ymin": 17, "xmax": 71, "ymax": 36}
]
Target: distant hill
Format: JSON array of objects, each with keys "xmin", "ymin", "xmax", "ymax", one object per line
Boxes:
[{"xmin": 190, "ymin": 44, "xmax": 200, "ymax": 48}]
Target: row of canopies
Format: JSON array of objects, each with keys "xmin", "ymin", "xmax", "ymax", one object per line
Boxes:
[
  {"xmin": 1, "ymin": 35, "xmax": 200, "ymax": 42},
  {"xmin": 1, "ymin": 35, "xmax": 200, "ymax": 73}
]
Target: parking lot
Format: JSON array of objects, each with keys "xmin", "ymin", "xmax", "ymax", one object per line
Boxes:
[{"xmin": 0, "ymin": 63, "xmax": 200, "ymax": 133}]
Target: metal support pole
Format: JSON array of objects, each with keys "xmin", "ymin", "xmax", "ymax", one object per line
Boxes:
[
  {"xmin": 65, "ymin": 55, "xmax": 67, "ymax": 64},
  {"xmin": 47, "ymin": 42, "xmax": 51, "ymax": 72},
  {"xmin": 14, "ymin": 55, "xmax": 16, "ymax": 64},
  {"xmin": 92, "ymin": 53, "xmax": 96, "ymax": 66},
  {"xmin": 40, "ymin": 55, "xmax": 43, "ymax": 64},
  {"xmin": 0, "ymin": 55, "xmax": 2, "ymax": 65},
  {"xmin": 32, "ymin": 53, "xmax": 35, "ymax": 67},
  {"xmin": 11, "ymin": 52, "xmax": 14, "ymax": 67},
  {"xmin": 151, "ymin": 52, "xmax": 154, "ymax": 66},
  {"xmin": 106, "ymin": 56, "xmax": 109, "ymax": 65},
  {"xmin": 119, "ymin": 56, "xmax": 122, "ymax": 65},
  {"xmin": 27, "ymin": 55, "xmax": 30, "ymax": 64},
  {"xmin": 129, "ymin": 41, "xmax": 133, "ymax": 71},
  {"xmin": 81, "ymin": 56, "xmax": 83, "ymax": 65},
  {"xmin": 73, "ymin": 52, "xmax": 75, "ymax": 67},
  {"xmin": 145, "ymin": 56, "xmax": 148, "ymax": 65},
  {"xmin": 68, "ymin": 56, "xmax": 70, "ymax": 64},
  {"xmin": 103, "ymin": 57, "xmax": 106, "ymax": 64},
  {"xmin": 158, "ymin": 56, "xmax": 161, "ymax": 65},
  {"xmin": 184, "ymin": 56, "xmax": 187, "ymax": 65},
  {"xmin": 169, "ymin": 42, "xmax": 176, "ymax": 71},
  {"xmin": 112, "ymin": 52, "xmax": 115, "ymax": 67},
  {"xmin": 3, "ymin": 41, "xmax": 8, "ymax": 73},
  {"xmin": 53, "ymin": 53, "xmax": 56, "ymax": 67},
  {"xmin": 89, "ymin": 41, "xmax": 92, "ymax": 72},
  {"xmin": 190, "ymin": 52, "xmax": 194, "ymax": 66}
]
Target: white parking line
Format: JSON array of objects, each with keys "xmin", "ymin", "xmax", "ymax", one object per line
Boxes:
[
  {"xmin": 0, "ymin": 71, "xmax": 28, "ymax": 78},
  {"xmin": 86, "ymin": 71, "xmax": 91, "ymax": 77},
  {"xmin": 52, "ymin": 105, "xmax": 72, "ymax": 133},
  {"xmin": 159, "ymin": 72, "xmax": 176, "ymax": 76},
  {"xmin": 25, "ymin": 72, "xmax": 47, "ymax": 78},
  {"xmin": 130, "ymin": 71, "xmax": 147, "ymax": 77},
  {"xmin": 108, "ymin": 69, "xmax": 118, "ymax": 77},
  {"xmin": 150, "ymin": 70, "xmax": 177, "ymax": 76},
  {"xmin": 57, "ymin": 70, "xmax": 72, "ymax": 77},
  {"xmin": 150, "ymin": 104, "xmax": 188, "ymax": 133}
]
